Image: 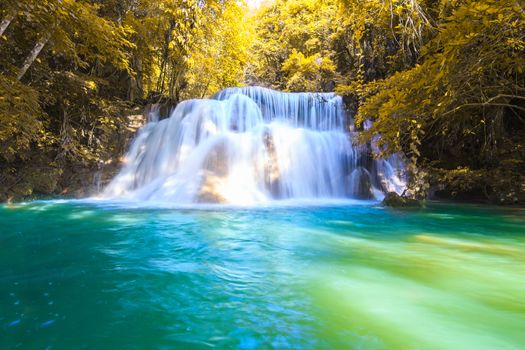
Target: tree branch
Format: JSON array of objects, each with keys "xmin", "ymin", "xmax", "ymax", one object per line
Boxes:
[
  {"xmin": 443, "ymin": 102, "xmax": 525, "ymax": 116},
  {"xmin": 0, "ymin": 8, "xmax": 16, "ymax": 38},
  {"xmin": 17, "ymin": 31, "xmax": 52, "ymax": 81}
]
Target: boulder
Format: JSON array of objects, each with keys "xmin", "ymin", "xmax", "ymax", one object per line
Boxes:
[{"xmin": 382, "ymin": 192, "xmax": 422, "ymax": 208}]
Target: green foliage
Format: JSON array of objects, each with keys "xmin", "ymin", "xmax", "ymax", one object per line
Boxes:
[
  {"xmin": 183, "ymin": 2, "xmax": 252, "ymax": 98},
  {"xmin": 247, "ymin": 0, "xmax": 341, "ymax": 91},
  {"xmin": 346, "ymin": 0, "xmax": 525, "ymax": 202},
  {"xmin": 0, "ymin": 0, "xmax": 251, "ymax": 200},
  {"xmin": 281, "ymin": 49, "xmax": 338, "ymax": 91},
  {"xmin": 252, "ymin": 0, "xmax": 525, "ymax": 203},
  {"xmin": 1, "ymin": 0, "xmax": 524, "ymax": 203},
  {"xmin": 0, "ymin": 75, "xmax": 43, "ymax": 162},
  {"xmin": 117, "ymin": 0, "xmax": 249, "ymax": 101}
]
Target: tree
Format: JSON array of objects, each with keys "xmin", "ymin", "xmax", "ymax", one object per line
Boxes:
[
  {"xmin": 247, "ymin": 0, "xmax": 341, "ymax": 92},
  {"xmin": 183, "ymin": 1, "xmax": 252, "ymax": 98},
  {"xmin": 0, "ymin": 0, "xmax": 254, "ymax": 201},
  {"xmin": 344, "ymin": 0, "xmax": 525, "ymax": 202}
]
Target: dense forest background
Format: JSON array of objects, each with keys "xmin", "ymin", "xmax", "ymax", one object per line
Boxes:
[{"xmin": 0, "ymin": 0, "xmax": 524, "ymax": 203}]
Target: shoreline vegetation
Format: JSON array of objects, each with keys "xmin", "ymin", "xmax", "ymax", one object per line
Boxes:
[{"xmin": 0, "ymin": 0, "xmax": 524, "ymax": 205}]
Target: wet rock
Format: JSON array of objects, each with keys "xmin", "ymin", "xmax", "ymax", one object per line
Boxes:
[
  {"xmin": 346, "ymin": 167, "xmax": 373, "ymax": 199},
  {"xmin": 262, "ymin": 132, "xmax": 281, "ymax": 198},
  {"xmin": 382, "ymin": 192, "xmax": 422, "ymax": 208},
  {"xmin": 197, "ymin": 142, "xmax": 230, "ymax": 203},
  {"xmin": 197, "ymin": 173, "xmax": 226, "ymax": 204}
]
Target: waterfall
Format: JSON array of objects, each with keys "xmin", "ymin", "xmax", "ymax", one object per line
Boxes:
[{"xmin": 103, "ymin": 87, "xmax": 406, "ymax": 204}]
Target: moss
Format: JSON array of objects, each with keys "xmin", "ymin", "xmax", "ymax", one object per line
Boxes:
[{"xmin": 382, "ymin": 192, "xmax": 422, "ymax": 208}]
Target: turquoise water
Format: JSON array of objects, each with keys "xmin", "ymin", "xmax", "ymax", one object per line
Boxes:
[{"xmin": 1, "ymin": 200, "xmax": 524, "ymax": 349}]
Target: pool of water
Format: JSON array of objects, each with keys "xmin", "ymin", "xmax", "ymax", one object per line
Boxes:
[{"xmin": 1, "ymin": 200, "xmax": 524, "ymax": 349}]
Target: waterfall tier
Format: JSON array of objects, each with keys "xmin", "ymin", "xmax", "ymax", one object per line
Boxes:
[{"xmin": 103, "ymin": 87, "xmax": 405, "ymax": 204}]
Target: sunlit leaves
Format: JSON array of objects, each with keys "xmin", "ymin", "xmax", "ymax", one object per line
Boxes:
[
  {"xmin": 247, "ymin": 0, "xmax": 340, "ymax": 91},
  {"xmin": 344, "ymin": 0, "xmax": 525, "ymax": 202},
  {"xmin": 0, "ymin": 75, "xmax": 43, "ymax": 162}
]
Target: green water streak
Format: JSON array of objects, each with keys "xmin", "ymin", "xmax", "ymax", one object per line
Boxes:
[{"xmin": 0, "ymin": 201, "xmax": 524, "ymax": 349}]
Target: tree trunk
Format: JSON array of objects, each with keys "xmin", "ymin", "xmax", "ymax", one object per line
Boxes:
[
  {"xmin": 0, "ymin": 9, "xmax": 16, "ymax": 37},
  {"xmin": 128, "ymin": 55, "xmax": 144, "ymax": 101},
  {"xmin": 17, "ymin": 32, "xmax": 51, "ymax": 81},
  {"xmin": 156, "ymin": 19, "xmax": 175, "ymax": 94}
]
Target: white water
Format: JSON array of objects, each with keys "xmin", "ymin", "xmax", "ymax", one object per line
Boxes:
[{"xmin": 103, "ymin": 87, "xmax": 405, "ymax": 204}]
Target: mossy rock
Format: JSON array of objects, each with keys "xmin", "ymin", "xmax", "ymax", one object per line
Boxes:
[{"xmin": 382, "ymin": 192, "xmax": 422, "ymax": 208}]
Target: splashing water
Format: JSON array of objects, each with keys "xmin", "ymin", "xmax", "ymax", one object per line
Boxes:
[{"xmin": 103, "ymin": 87, "xmax": 405, "ymax": 204}]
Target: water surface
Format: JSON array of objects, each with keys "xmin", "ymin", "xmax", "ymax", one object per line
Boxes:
[{"xmin": 1, "ymin": 201, "xmax": 524, "ymax": 349}]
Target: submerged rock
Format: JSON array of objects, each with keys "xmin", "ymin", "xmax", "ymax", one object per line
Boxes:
[{"xmin": 382, "ymin": 192, "xmax": 422, "ymax": 208}]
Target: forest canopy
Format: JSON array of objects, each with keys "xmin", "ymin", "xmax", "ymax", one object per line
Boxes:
[
  {"xmin": 0, "ymin": 0, "xmax": 524, "ymax": 203},
  {"xmin": 0, "ymin": 0, "xmax": 250, "ymax": 200}
]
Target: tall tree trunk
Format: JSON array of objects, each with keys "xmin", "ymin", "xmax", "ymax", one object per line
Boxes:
[
  {"xmin": 127, "ymin": 55, "xmax": 144, "ymax": 102},
  {"xmin": 17, "ymin": 32, "xmax": 51, "ymax": 81},
  {"xmin": 156, "ymin": 19, "xmax": 175, "ymax": 94},
  {"xmin": 0, "ymin": 9, "xmax": 16, "ymax": 37}
]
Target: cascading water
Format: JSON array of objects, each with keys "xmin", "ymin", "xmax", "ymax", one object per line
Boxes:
[{"xmin": 103, "ymin": 86, "xmax": 406, "ymax": 204}]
